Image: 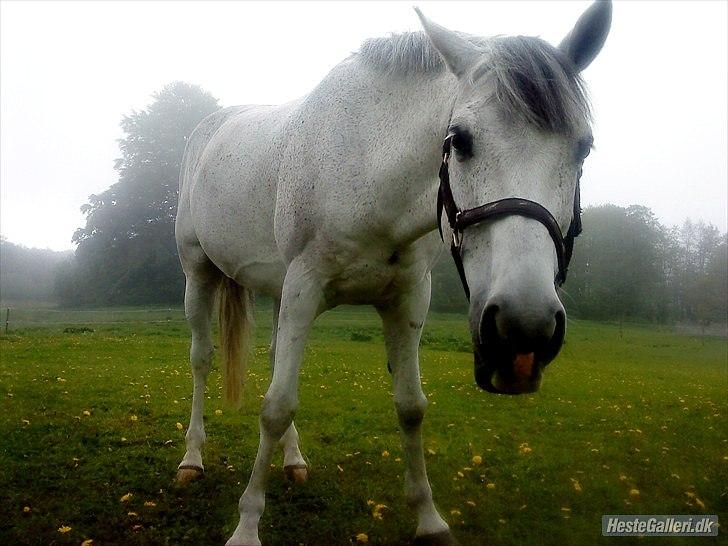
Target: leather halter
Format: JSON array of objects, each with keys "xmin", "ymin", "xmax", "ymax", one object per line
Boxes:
[{"xmin": 436, "ymin": 133, "xmax": 582, "ymax": 300}]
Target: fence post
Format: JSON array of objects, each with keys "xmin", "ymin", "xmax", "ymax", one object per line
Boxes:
[{"xmin": 4, "ymin": 308, "xmax": 9, "ymax": 334}]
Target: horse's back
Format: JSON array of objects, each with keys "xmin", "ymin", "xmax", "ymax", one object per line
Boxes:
[{"xmin": 176, "ymin": 102, "xmax": 299, "ymax": 297}]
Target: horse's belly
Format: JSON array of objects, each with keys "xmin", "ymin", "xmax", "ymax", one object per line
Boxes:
[
  {"xmin": 188, "ymin": 108, "xmax": 290, "ymax": 297},
  {"xmin": 194, "ymin": 192, "xmax": 285, "ymax": 296}
]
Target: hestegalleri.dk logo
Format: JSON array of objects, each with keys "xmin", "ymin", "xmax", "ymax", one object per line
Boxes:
[{"xmin": 602, "ymin": 515, "xmax": 718, "ymax": 537}]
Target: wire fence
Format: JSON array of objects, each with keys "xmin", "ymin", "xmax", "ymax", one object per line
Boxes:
[
  {"xmin": 2, "ymin": 306, "xmax": 188, "ymax": 332},
  {"xmin": 2, "ymin": 305, "xmax": 726, "ymax": 338}
]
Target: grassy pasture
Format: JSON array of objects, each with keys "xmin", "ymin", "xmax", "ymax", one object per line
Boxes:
[{"xmin": 0, "ymin": 307, "xmax": 726, "ymax": 545}]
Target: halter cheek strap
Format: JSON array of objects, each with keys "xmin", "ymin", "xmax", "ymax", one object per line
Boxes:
[{"xmin": 437, "ymin": 134, "xmax": 582, "ymax": 300}]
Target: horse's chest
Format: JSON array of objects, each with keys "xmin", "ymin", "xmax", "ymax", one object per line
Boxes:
[
  {"xmin": 318, "ymin": 237, "xmax": 436, "ymax": 305},
  {"xmin": 325, "ymin": 259, "xmax": 408, "ymax": 305}
]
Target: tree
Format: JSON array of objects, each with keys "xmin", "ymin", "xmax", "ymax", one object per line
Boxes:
[
  {"xmin": 58, "ymin": 82, "xmax": 220, "ymax": 306},
  {"xmin": 670, "ymin": 221, "xmax": 727, "ymax": 324},
  {"xmin": 565, "ymin": 205, "xmax": 670, "ymax": 321}
]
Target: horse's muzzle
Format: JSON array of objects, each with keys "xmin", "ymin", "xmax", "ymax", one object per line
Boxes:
[{"xmin": 473, "ymin": 306, "xmax": 565, "ymax": 394}]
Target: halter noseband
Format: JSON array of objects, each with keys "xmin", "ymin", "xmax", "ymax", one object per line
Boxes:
[{"xmin": 436, "ymin": 133, "xmax": 582, "ymax": 300}]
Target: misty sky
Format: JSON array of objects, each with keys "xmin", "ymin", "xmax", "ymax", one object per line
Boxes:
[{"xmin": 1, "ymin": 1, "xmax": 726, "ymax": 251}]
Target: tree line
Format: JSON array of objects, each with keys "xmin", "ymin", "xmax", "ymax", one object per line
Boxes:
[
  {"xmin": 3, "ymin": 82, "xmax": 725, "ymax": 326},
  {"xmin": 0, "ymin": 239, "xmax": 70, "ymax": 304}
]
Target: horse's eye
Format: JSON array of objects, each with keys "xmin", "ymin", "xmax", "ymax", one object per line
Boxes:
[
  {"xmin": 576, "ymin": 138, "xmax": 593, "ymax": 162},
  {"xmin": 450, "ymin": 127, "xmax": 473, "ymax": 159}
]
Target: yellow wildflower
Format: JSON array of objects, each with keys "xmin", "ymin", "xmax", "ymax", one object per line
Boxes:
[
  {"xmin": 629, "ymin": 489, "xmax": 640, "ymax": 497},
  {"xmin": 215, "ymin": 409, "xmax": 223, "ymax": 416},
  {"xmin": 356, "ymin": 532, "xmax": 369, "ymax": 543},
  {"xmin": 144, "ymin": 501, "xmax": 156, "ymax": 507},
  {"xmin": 486, "ymin": 482, "xmax": 496, "ymax": 490},
  {"xmin": 472, "ymin": 455, "xmax": 483, "ymax": 465},
  {"xmin": 518, "ymin": 443, "xmax": 532, "ymax": 454},
  {"xmin": 81, "ymin": 540, "xmax": 94, "ymax": 546},
  {"xmin": 58, "ymin": 525, "xmax": 72, "ymax": 533},
  {"xmin": 372, "ymin": 503, "xmax": 388, "ymax": 520},
  {"xmin": 381, "ymin": 450, "xmax": 389, "ymax": 458},
  {"xmin": 176, "ymin": 422, "xmax": 184, "ymax": 430},
  {"xmin": 82, "ymin": 410, "xmax": 91, "ymax": 416},
  {"xmin": 120, "ymin": 492, "xmax": 133, "ymax": 502},
  {"xmin": 129, "ymin": 415, "xmax": 138, "ymax": 422}
]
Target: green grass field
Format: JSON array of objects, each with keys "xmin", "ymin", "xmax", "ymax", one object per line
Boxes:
[{"xmin": 1, "ymin": 307, "xmax": 726, "ymax": 545}]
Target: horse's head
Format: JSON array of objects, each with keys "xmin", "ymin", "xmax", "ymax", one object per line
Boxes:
[{"xmin": 417, "ymin": 2, "xmax": 611, "ymax": 394}]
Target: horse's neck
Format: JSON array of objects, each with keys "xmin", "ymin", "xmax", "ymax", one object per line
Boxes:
[{"xmin": 366, "ymin": 71, "xmax": 458, "ymax": 246}]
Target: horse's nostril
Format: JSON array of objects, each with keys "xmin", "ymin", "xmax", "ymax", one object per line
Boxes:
[{"xmin": 479, "ymin": 303, "xmax": 500, "ymax": 344}]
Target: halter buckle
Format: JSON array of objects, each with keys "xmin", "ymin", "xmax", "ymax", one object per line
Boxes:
[{"xmin": 452, "ymin": 229, "xmax": 461, "ymax": 249}]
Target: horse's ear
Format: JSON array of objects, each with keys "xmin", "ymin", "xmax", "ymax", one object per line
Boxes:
[
  {"xmin": 414, "ymin": 7, "xmax": 481, "ymax": 78},
  {"xmin": 559, "ymin": 0, "xmax": 612, "ymax": 71}
]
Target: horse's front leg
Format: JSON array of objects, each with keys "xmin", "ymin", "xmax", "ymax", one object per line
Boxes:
[
  {"xmin": 227, "ymin": 264, "xmax": 322, "ymax": 546},
  {"xmin": 378, "ymin": 274, "xmax": 455, "ymax": 546}
]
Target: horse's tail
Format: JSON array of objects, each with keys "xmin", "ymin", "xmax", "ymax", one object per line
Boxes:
[{"xmin": 218, "ymin": 276, "xmax": 254, "ymax": 407}]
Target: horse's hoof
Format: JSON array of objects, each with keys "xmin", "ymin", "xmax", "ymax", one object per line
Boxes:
[
  {"xmin": 176, "ymin": 465, "xmax": 203, "ymax": 484},
  {"xmin": 284, "ymin": 464, "xmax": 308, "ymax": 484},
  {"xmin": 413, "ymin": 530, "xmax": 458, "ymax": 546},
  {"xmin": 225, "ymin": 533, "xmax": 261, "ymax": 546}
]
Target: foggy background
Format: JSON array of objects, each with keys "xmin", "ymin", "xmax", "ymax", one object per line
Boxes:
[{"xmin": 1, "ymin": 0, "xmax": 726, "ymax": 251}]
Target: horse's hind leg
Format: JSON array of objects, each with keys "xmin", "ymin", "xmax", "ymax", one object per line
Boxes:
[
  {"xmin": 270, "ymin": 299, "xmax": 307, "ymax": 483},
  {"xmin": 176, "ymin": 260, "xmax": 221, "ymax": 484}
]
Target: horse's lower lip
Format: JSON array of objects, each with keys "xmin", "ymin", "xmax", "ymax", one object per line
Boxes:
[{"xmin": 474, "ymin": 348, "xmax": 545, "ymax": 394}]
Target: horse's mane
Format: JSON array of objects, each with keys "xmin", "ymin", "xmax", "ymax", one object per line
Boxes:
[{"xmin": 357, "ymin": 31, "xmax": 590, "ymax": 134}]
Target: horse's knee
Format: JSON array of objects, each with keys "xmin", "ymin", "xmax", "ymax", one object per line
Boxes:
[
  {"xmin": 261, "ymin": 391, "xmax": 297, "ymax": 438},
  {"xmin": 190, "ymin": 338, "xmax": 214, "ymax": 374},
  {"xmin": 395, "ymin": 394, "xmax": 427, "ymax": 431}
]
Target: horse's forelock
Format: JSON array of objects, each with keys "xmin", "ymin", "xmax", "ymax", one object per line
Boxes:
[
  {"xmin": 357, "ymin": 32, "xmax": 590, "ymax": 134},
  {"xmin": 484, "ymin": 36, "xmax": 591, "ymax": 134}
]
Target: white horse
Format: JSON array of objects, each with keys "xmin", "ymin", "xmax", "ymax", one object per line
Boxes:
[{"xmin": 174, "ymin": 2, "xmax": 611, "ymax": 544}]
